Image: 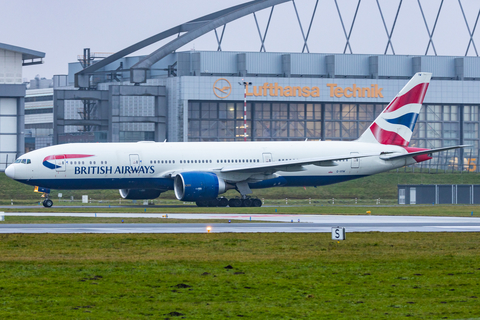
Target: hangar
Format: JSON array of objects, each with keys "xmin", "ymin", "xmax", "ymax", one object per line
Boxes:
[{"xmin": 51, "ymin": 0, "xmax": 480, "ymax": 172}]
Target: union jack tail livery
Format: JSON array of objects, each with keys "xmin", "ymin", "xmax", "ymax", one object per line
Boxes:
[{"xmin": 357, "ymin": 72, "xmax": 432, "ymax": 146}]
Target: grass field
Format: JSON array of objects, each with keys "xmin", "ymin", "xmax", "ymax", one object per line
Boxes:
[{"xmin": 0, "ymin": 232, "xmax": 479, "ymax": 319}]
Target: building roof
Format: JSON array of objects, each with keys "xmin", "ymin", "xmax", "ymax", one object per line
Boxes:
[{"xmin": 0, "ymin": 42, "xmax": 45, "ymax": 65}]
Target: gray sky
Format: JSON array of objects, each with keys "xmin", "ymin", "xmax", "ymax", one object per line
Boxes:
[{"xmin": 2, "ymin": 0, "xmax": 480, "ymax": 81}]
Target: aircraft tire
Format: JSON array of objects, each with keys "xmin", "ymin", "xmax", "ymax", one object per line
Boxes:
[
  {"xmin": 242, "ymin": 198, "xmax": 253, "ymax": 207},
  {"xmin": 43, "ymin": 199, "xmax": 53, "ymax": 208},
  {"xmin": 252, "ymin": 199, "xmax": 262, "ymax": 207},
  {"xmin": 196, "ymin": 200, "xmax": 209, "ymax": 207},
  {"xmin": 228, "ymin": 198, "xmax": 242, "ymax": 207},
  {"xmin": 217, "ymin": 197, "xmax": 229, "ymax": 207},
  {"xmin": 208, "ymin": 199, "xmax": 219, "ymax": 207}
]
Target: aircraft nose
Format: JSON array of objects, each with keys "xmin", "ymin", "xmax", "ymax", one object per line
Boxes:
[{"xmin": 5, "ymin": 165, "xmax": 15, "ymax": 179}]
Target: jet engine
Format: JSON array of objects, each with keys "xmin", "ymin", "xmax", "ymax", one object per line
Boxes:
[
  {"xmin": 119, "ymin": 188, "xmax": 163, "ymax": 200},
  {"xmin": 174, "ymin": 171, "xmax": 227, "ymax": 201}
]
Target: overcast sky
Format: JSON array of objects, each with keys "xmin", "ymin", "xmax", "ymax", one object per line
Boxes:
[{"xmin": 2, "ymin": 0, "xmax": 480, "ymax": 81}]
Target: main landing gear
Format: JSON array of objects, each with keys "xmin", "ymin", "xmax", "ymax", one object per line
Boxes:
[
  {"xmin": 195, "ymin": 181, "xmax": 262, "ymax": 207},
  {"xmin": 196, "ymin": 197, "xmax": 262, "ymax": 207}
]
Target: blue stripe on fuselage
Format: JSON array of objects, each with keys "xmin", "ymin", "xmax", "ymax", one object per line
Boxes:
[
  {"xmin": 248, "ymin": 175, "xmax": 367, "ymax": 188},
  {"xmin": 16, "ymin": 177, "xmax": 174, "ymax": 190},
  {"xmin": 42, "ymin": 161, "xmax": 59, "ymax": 170},
  {"xmin": 16, "ymin": 175, "xmax": 367, "ymax": 191}
]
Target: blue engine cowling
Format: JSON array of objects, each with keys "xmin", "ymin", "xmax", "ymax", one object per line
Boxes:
[
  {"xmin": 174, "ymin": 172, "xmax": 226, "ymax": 201},
  {"xmin": 119, "ymin": 189, "xmax": 163, "ymax": 200}
]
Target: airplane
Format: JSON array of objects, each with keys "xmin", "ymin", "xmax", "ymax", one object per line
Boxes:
[{"xmin": 4, "ymin": 72, "xmax": 466, "ymax": 208}]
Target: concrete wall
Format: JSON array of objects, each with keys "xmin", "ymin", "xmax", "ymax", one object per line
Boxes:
[{"xmin": 0, "ymin": 48, "xmax": 23, "ymax": 84}]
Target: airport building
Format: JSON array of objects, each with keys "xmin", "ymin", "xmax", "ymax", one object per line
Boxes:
[{"xmin": 0, "ymin": 42, "xmax": 44, "ymax": 170}]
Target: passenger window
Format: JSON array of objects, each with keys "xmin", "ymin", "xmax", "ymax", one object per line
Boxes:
[{"xmin": 209, "ymin": 160, "xmax": 212, "ymax": 163}]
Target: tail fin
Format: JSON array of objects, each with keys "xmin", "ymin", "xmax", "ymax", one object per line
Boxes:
[{"xmin": 357, "ymin": 72, "xmax": 432, "ymax": 146}]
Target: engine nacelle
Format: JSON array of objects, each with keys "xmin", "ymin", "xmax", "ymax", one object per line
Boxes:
[
  {"xmin": 119, "ymin": 188, "xmax": 163, "ymax": 200},
  {"xmin": 174, "ymin": 171, "xmax": 226, "ymax": 201}
]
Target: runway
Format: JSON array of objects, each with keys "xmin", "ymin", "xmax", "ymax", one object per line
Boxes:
[{"xmin": 2, "ymin": 213, "xmax": 480, "ymax": 233}]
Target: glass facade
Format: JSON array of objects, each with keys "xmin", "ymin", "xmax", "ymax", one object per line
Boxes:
[
  {"xmin": 188, "ymin": 101, "xmax": 480, "ymax": 171},
  {"xmin": 189, "ymin": 101, "xmax": 385, "ymax": 142}
]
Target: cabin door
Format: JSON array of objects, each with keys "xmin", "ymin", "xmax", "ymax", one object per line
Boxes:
[
  {"xmin": 350, "ymin": 152, "xmax": 360, "ymax": 169},
  {"xmin": 129, "ymin": 154, "xmax": 140, "ymax": 166},
  {"xmin": 55, "ymin": 155, "xmax": 66, "ymax": 172},
  {"xmin": 262, "ymin": 153, "xmax": 273, "ymax": 163}
]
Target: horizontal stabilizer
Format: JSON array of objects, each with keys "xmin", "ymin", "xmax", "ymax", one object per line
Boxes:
[{"xmin": 380, "ymin": 145, "xmax": 468, "ymax": 161}]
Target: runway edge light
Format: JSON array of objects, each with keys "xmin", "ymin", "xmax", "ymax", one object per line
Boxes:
[{"xmin": 332, "ymin": 227, "xmax": 346, "ymax": 241}]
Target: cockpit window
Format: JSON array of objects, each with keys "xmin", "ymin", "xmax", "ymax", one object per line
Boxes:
[{"xmin": 15, "ymin": 159, "xmax": 31, "ymax": 164}]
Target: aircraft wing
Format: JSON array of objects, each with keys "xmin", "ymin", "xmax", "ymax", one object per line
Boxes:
[
  {"xmin": 218, "ymin": 153, "xmax": 377, "ymax": 174},
  {"xmin": 380, "ymin": 145, "xmax": 468, "ymax": 161}
]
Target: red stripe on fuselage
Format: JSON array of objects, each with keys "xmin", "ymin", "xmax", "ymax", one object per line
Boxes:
[
  {"xmin": 383, "ymin": 83, "xmax": 429, "ymax": 113},
  {"xmin": 43, "ymin": 154, "xmax": 94, "ymax": 162}
]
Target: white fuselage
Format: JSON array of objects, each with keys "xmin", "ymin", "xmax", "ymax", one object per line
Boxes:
[{"xmin": 7, "ymin": 140, "xmax": 412, "ymax": 192}]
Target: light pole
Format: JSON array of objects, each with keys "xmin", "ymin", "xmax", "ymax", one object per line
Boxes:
[{"xmin": 239, "ymin": 80, "xmax": 252, "ymax": 141}]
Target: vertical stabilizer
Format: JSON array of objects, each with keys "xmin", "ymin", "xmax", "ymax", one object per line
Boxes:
[{"xmin": 357, "ymin": 72, "xmax": 432, "ymax": 146}]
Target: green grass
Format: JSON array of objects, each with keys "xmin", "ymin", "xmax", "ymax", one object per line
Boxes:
[
  {"xmin": 0, "ymin": 233, "xmax": 479, "ymax": 319},
  {"xmin": 2, "ymin": 170, "xmax": 480, "ymax": 202}
]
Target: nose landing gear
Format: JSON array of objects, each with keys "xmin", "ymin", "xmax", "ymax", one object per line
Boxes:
[{"xmin": 42, "ymin": 198, "xmax": 53, "ymax": 208}]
